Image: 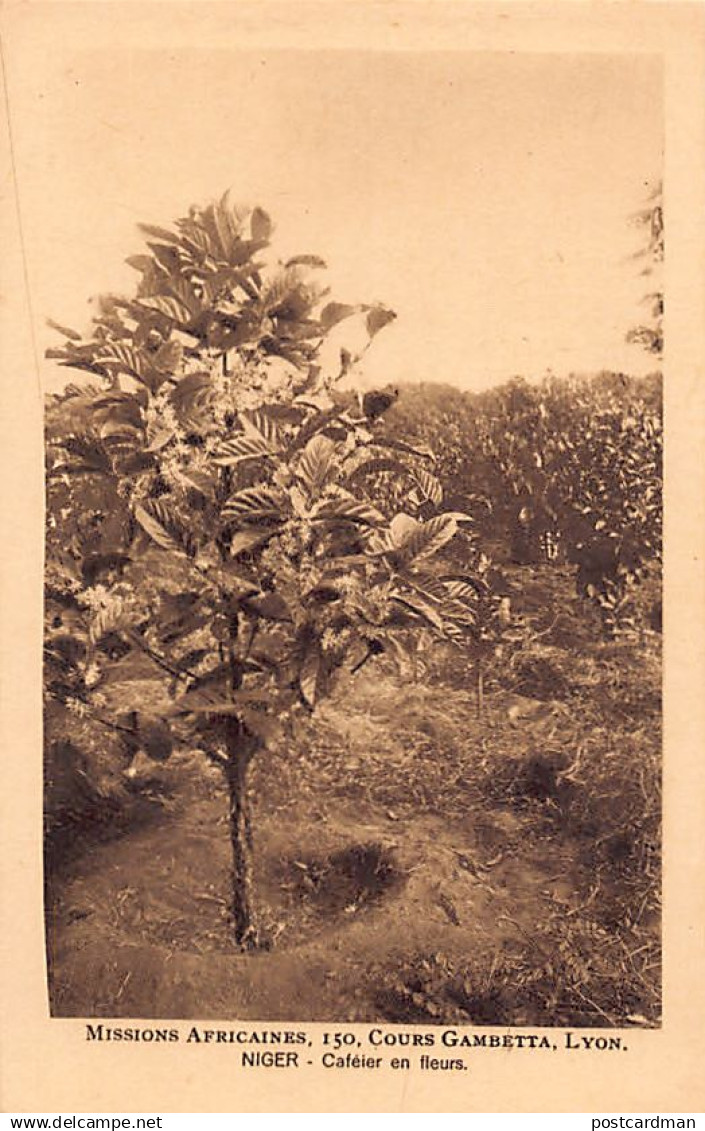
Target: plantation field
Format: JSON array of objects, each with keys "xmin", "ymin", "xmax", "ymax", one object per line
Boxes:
[
  {"xmin": 46, "ymin": 563, "xmax": 661, "ymax": 1027},
  {"xmin": 42, "ymin": 194, "xmax": 663, "ymax": 1030}
]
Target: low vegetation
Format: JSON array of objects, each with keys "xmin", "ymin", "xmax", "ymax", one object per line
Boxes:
[{"xmin": 44, "ymin": 193, "xmax": 662, "ymax": 1026}]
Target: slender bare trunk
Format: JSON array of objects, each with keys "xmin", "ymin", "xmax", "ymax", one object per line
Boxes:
[{"xmin": 224, "ymin": 720, "xmax": 260, "ymax": 949}]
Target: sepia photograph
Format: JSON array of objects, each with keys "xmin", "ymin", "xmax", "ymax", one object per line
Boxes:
[
  {"xmin": 33, "ymin": 39, "xmax": 666, "ymax": 1030},
  {"xmin": 1, "ymin": 0, "xmax": 703, "ymax": 1115}
]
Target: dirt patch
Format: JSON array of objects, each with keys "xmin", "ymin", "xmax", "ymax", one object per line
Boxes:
[
  {"xmin": 44, "ymin": 562, "xmax": 661, "ymax": 1026},
  {"xmin": 280, "ymin": 842, "xmax": 406, "ymax": 918}
]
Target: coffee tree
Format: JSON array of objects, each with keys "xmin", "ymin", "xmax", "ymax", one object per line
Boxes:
[{"xmin": 45, "ymin": 195, "xmax": 483, "ymax": 946}]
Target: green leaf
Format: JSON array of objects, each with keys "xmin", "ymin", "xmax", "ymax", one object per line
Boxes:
[
  {"xmin": 46, "ymin": 318, "xmax": 82, "ymax": 341},
  {"xmin": 94, "ymin": 343, "xmax": 148, "ymax": 381},
  {"xmin": 393, "ymin": 514, "xmax": 459, "ymax": 564},
  {"xmin": 89, "ymin": 596, "xmax": 131, "ymax": 644},
  {"xmin": 95, "ymin": 345, "xmax": 167, "ymax": 394},
  {"xmin": 99, "ymin": 422, "xmax": 142, "ymax": 448},
  {"xmin": 91, "ymin": 391, "xmax": 145, "ymax": 429},
  {"xmin": 240, "ymin": 409, "xmax": 283, "ymax": 451},
  {"xmin": 443, "ymin": 579, "xmax": 482, "ymax": 603},
  {"xmin": 169, "ymin": 371, "xmax": 213, "ymax": 419},
  {"xmin": 398, "ymin": 569, "xmax": 449, "ymax": 604},
  {"xmin": 345, "ymin": 455, "xmax": 410, "ymax": 484},
  {"xmin": 62, "ymin": 434, "xmax": 112, "ymax": 473},
  {"xmin": 390, "ymin": 593, "xmax": 444, "ymax": 631},
  {"xmin": 297, "ymin": 434, "xmax": 336, "ymax": 493},
  {"xmin": 181, "ymin": 469, "xmax": 217, "ymax": 498},
  {"xmin": 135, "ymin": 294, "xmax": 193, "ymax": 324},
  {"xmin": 166, "ymin": 275, "xmax": 204, "ymax": 319},
  {"xmin": 311, "ymin": 497, "xmax": 385, "ymax": 525},
  {"xmin": 413, "ymin": 468, "xmax": 443, "ymax": 506},
  {"xmin": 125, "ymin": 253, "xmax": 157, "ymax": 275},
  {"xmin": 134, "ymin": 502, "xmax": 197, "ymax": 557},
  {"xmin": 365, "ymin": 305, "xmax": 396, "ymax": 338},
  {"xmin": 153, "ymin": 340, "xmax": 183, "ymax": 373},
  {"xmin": 145, "ymin": 428, "xmax": 176, "ymax": 453},
  {"xmin": 222, "ymin": 486, "xmax": 286, "ymax": 522},
  {"xmin": 212, "ymin": 434, "xmax": 274, "ymax": 465},
  {"xmin": 148, "ymin": 242, "xmax": 182, "ymax": 274},
  {"xmin": 285, "ymin": 255, "xmax": 327, "ymax": 270},
  {"xmin": 250, "ymin": 206, "xmax": 273, "ymax": 242},
  {"xmin": 389, "ymin": 513, "xmax": 419, "ymax": 548},
  {"xmin": 138, "ymin": 223, "xmax": 184, "ymax": 245},
  {"xmin": 320, "ymin": 302, "xmax": 359, "ymax": 331},
  {"xmin": 213, "ymin": 194, "xmax": 237, "ymax": 259}
]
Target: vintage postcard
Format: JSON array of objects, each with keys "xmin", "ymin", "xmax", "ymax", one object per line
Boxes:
[{"xmin": 1, "ymin": 0, "xmax": 704, "ymax": 1114}]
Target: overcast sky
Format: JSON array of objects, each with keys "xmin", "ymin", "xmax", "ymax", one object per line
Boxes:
[{"xmin": 10, "ymin": 44, "xmax": 662, "ymax": 392}]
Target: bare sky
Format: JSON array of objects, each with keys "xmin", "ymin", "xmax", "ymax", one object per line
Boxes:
[{"xmin": 10, "ymin": 44, "xmax": 662, "ymax": 391}]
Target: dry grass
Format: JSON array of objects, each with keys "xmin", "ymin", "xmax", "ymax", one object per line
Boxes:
[{"xmin": 45, "ymin": 562, "xmax": 662, "ymax": 1026}]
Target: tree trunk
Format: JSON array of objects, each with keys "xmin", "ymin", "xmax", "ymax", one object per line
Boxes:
[{"xmin": 224, "ymin": 721, "xmax": 260, "ymax": 949}]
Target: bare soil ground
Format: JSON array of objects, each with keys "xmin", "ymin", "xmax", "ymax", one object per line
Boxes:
[{"xmin": 46, "ymin": 566, "xmax": 661, "ymax": 1027}]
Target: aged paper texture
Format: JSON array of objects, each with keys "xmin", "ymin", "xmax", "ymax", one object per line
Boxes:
[{"xmin": 1, "ymin": 0, "xmax": 704, "ymax": 1114}]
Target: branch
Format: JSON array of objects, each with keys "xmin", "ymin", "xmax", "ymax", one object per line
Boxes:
[
  {"xmin": 47, "ymin": 689, "xmax": 136, "ymax": 739},
  {"xmin": 197, "ymin": 746, "xmax": 228, "ymax": 768},
  {"xmin": 125, "ymin": 630, "xmax": 201, "ymax": 682},
  {"xmin": 241, "ymin": 617, "xmax": 260, "ymax": 662}
]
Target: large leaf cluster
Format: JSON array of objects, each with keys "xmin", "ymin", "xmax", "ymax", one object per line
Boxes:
[{"xmin": 45, "ymin": 196, "xmax": 484, "ymax": 758}]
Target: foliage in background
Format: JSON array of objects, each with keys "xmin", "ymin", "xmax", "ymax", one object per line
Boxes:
[{"xmin": 387, "ymin": 371, "xmax": 662, "ymax": 635}]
